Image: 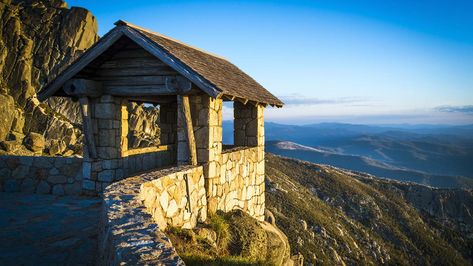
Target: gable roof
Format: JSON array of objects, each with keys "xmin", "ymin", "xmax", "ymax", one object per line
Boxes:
[{"xmin": 38, "ymin": 20, "xmax": 283, "ymax": 107}]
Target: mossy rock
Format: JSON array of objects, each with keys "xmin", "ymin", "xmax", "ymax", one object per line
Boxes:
[{"xmin": 226, "ymin": 210, "xmax": 268, "ymax": 261}]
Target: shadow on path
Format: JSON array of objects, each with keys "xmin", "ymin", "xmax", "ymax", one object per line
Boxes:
[{"xmin": 0, "ymin": 193, "xmax": 102, "ymax": 266}]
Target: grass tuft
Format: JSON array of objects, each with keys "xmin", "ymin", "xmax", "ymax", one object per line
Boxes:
[{"xmin": 208, "ymin": 212, "xmax": 231, "ymax": 250}]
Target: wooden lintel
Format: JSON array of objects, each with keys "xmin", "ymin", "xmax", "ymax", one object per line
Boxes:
[
  {"xmin": 126, "ymin": 96, "xmax": 175, "ymax": 104},
  {"xmin": 104, "ymin": 76, "xmax": 192, "ymax": 96},
  {"xmin": 222, "ymin": 94, "xmax": 236, "ymax": 101},
  {"xmin": 235, "ymin": 97, "xmax": 249, "ymax": 105},
  {"xmin": 78, "ymin": 97, "xmax": 97, "ymax": 159},
  {"xmin": 64, "ymin": 79, "xmax": 103, "ymax": 98},
  {"xmin": 105, "ymin": 85, "xmax": 177, "ymax": 96},
  {"xmin": 165, "ymin": 76, "xmax": 192, "ymax": 93}
]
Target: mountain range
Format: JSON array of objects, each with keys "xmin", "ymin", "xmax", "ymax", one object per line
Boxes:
[{"xmin": 224, "ymin": 121, "xmax": 473, "ymax": 188}]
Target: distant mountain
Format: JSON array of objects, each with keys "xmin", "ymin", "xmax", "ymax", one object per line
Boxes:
[
  {"xmin": 266, "ymin": 153, "xmax": 473, "ymax": 265},
  {"xmin": 223, "ymin": 121, "xmax": 473, "ymax": 188},
  {"xmin": 266, "ymin": 140, "xmax": 473, "ymax": 189}
]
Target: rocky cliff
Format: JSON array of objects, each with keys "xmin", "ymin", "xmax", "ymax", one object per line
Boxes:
[
  {"xmin": 0, "ymin": 0, "xmax": 98, "ymax": 156},
  {"xmin": 266, "ymin": 153, "xmax": 473, "ymax": 265},
  {"xmin": 0, "ymin": 0, "xmax": 161, "ymax": 156}
]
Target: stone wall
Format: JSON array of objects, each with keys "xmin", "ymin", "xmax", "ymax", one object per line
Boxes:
[
  {"xmin": 99, "ymin": 170, "xmax": 184, "ymax": 265},
  {"xmin": 0, "ymin": 155, "xmax": 82, "ymax": 195},
  {"xmin": 234, "ymin": 102, "xmax": 265, "ymax": 149},
  {"xmin": 123, "ymin": 146, "xmax": 176, "ymax": 176},
  {"xmin": 140, "ymin": 165, "xmax": 207, "ymax": 230},
  {"xmin": 207, "ymin": 147, "xmax": 265, "ymax": 220},
  {"xmin": 82, "ymin": 96, "xmax": 177, "ymax": 194},
  {"xmin": 159, "ymin": 102, "xmax": 178, "ymax": 145},
  {"xmin": 138, "ymin": 148, "xmax": 265, "ymax": 231}
]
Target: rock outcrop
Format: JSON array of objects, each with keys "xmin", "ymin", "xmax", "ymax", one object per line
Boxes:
[
  {"xmin": 0, "ymin": 0, "xmax": 99, "ymax": 156},
  {"xmin": 127, "ymin": 102, "xmax": 161, "ymax": 149},
  {"xmin": 0, "ymin": 1, "xmax": 163, "ymax": 156},
  {"xmin": 227, "ymin": 210, "xmax": 295, "ymax": 265}
]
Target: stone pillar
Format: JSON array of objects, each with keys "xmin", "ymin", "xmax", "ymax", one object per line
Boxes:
[
  {"xmin": 234, "ymin": 102, "xmax": 264, "ymax": 148},
  {"xmin": 234, "ymin": 102, "xmax": 265, "ymax": 220},
  {"xmin": 82, "ymin": 95, "xmax": 126, "ymax": 194},
  {"xmin": 186, "ymin": 94, "xmax": 222, "ymax": 214},
  {"xmin": 159, "ymin": 102, "xmax": 177, "ymax": 145}
]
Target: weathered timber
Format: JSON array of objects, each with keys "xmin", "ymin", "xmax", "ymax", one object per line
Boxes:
[
  {"xmin": 177, "ymin": 95, "xmax": 197, "ymax": 165},
  {"xmin": 103, "ymin": 76, "xmax": 192, "ymax": 96},
  {"xmin": 235, "ymin": 97, "xmax": 249, "ymax": 105},
  {"xmin": 96, "ymin": 66, "xmax": 178, "ymax": 77},
  {"xmin": 97, "ymin": 75, "xmax": 166, "ymax": 86},
  {"xmin": 100, "ymin": 58, "xmax": 167, "ymax": 68},
  {"xmin": 63, "ymin": 79, "xmax": 102, "ymax": 97},
  {"xmin": 110, "ymin": 48, "xmax": 155, "ymax": 59},
  {"xmin": 38, "ymin": 27, "xmax": 125, "ymax": 101},
  {"xmin": 79, "ymin": 97, "xmax": 97, "ymax": 159},
  {"xmin": 126, "ymin": 96, "xmax": 175, "ymax": 104},
  {"xmin": 121, "ymin": 26, "xmax": 221, "ymax": 98},
  {"xmin": 165, "ymin": 76, "xmax": 192, "ymax": 93},
  {"xmin": 104, "ymin": 85, "xmax": 178, "ymax": 96},
  {"xmin": 222, "ymin": 94, "xmax": 236, "ymax": 101}
]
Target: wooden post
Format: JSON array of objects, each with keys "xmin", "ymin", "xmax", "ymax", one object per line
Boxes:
[
  {"xmin": 79, "ymin": 97, "xmax": 97, "ymax": 159},
  {"xmin": 177, "ymin": 95, "xmax": 197, "ymax": 165}
]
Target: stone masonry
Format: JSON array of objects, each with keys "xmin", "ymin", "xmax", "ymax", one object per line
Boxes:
[
  {"xmin": 82, "ymin": 95, "xmax": 177, "ymax": 194},
  {"xmin": 138, "ymin": 95, "xmax": 267, "ymax": 230},
  {"xmin": 140, "ymin": 165, "xmax": 207, "ymax": 230},
  {"xmin": 0, "ymin": 155, "xmax": 83, "ymax": 195},
  {"xmin": 210, "ymin": 147, "xmax": 265, "ymax": 220},
  {"xmin": 0, "ymin": 93, "xmax": 268, "ymax": 223}
]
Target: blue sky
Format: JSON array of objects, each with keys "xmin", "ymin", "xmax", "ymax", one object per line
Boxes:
[{"xmin": 68, "ymin": 0, "xmax": 473, "ymax": 125}]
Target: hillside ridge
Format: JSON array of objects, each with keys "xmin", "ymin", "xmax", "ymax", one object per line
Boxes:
[{"xmin": 265, "ymin": 152, "xmax": 473, "ymax": 265}]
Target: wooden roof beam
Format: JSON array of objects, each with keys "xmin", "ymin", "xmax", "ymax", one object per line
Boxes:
[{"xmin": 234, "ymin": 97, "xmax": 249, "ymax": 105}]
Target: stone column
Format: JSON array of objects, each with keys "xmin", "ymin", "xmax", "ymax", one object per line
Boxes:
[
  {"xmin": 186, "ymin": 94, "xmax": 222, "ymax": 214},
  {"xmin": 234, "ymin": 102, "xmax": 264, "ymax": 148},
  {"xmin": 159, "ymin": 102, "xmax": 177, "ymax": 145},
  {"xmin": 233, "ymin": 101, "xmax": 265, "ymax": 220},
  {"xmin": 82, "ymin": 95, "xmax": 125, "ymax": 194}
]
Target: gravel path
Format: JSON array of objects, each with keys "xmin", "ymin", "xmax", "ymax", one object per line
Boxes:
[{"xmin": 0, "ymin": 193, "xmax": 102, "ymax": 266}]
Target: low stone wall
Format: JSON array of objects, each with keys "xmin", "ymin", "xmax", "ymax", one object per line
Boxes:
[
  {"xmin": 140, "ymin": 165, "xmax": 207, "ymax": 230},
  {"xmin": 99, "ymin": 170, "xmax": 184, "ymax": 265},
  {"xmin": 208, "ymin": 147, "xmax": 266, "ymax": 220},
  {"xmin": 0, "ymin": 155, "xmax": 83, "ymax": 195},
  {"xmin": 124, "ymin": 145, "xmax": 176, "ymax": 176},
  {"xmin": 83, "ymin": 145, "xmax": 176, "ymax": 193}
]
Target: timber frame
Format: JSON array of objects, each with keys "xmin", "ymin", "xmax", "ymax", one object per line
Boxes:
[{"xmin": 39, "ymin": 24, "xmax": 219, "ymax": 101}]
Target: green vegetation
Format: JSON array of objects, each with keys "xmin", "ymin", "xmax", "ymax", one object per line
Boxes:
[
  {"xmin": 169, "ymin": 153, "xmax": 471, "ymax": 265},
  {"xmin": 208, "ymin": 212, "xmax": 231, "ymax": 251},
  {"xmin": 179, "ymin": 254, "xmax": 267, "ymax": 266},
  {"xmin": 166, "ymin": 212, "xmax": 271, "ymax": 266},
  {"xmin": 265, "ymin": 153, "xmax": 472, "ymax": 265}
]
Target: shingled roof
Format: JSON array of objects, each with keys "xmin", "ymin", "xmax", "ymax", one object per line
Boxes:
[{"xmin": 38, "ymin": 20, "xmax": 283, "ymax": 107}]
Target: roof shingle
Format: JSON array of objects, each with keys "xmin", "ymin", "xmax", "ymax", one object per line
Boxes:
[{"xmin": 120, "ymin": 21, "xmax": 283, "ymax": 107}]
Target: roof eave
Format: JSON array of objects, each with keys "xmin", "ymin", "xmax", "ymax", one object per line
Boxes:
[
  {"xmin": 38, "ymin": 26, "xmax": 126, "ymax": 101},
  {"xmin": 121, "ymin": 26, "xmax": 221, "ymax": 98},
  {"xmin": 38, "ymin": 25, "xmax": 222, "ymax": 101}
]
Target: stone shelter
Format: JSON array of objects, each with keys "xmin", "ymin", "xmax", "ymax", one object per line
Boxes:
[{"xmin": 37, "ymin": 20, "xmax": 283, "ymax": 223}]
